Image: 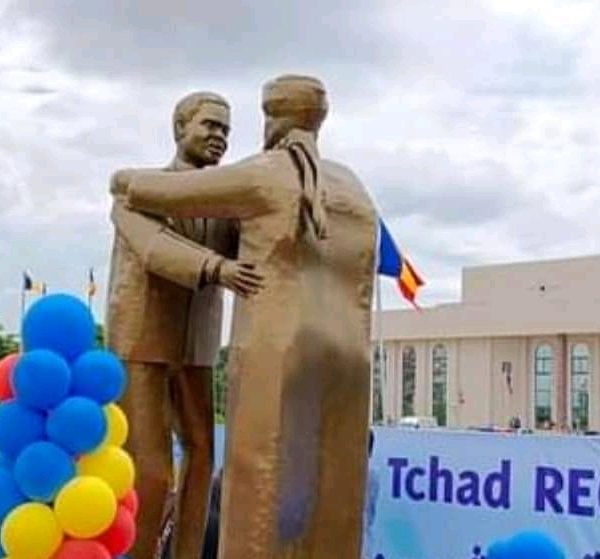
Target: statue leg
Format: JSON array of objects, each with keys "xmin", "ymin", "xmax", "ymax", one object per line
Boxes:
[
  {"xmin": 169, "ymin": 365, "xmax": 214, "ymax": 559},
  {"xmin": 121, "ymin": 361, "xmax": 172, "ymax": 559}
]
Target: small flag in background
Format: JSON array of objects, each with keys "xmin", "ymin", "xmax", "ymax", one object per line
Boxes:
[
  {"xmin": 377, "ymin": 220, "xmax": 424, "ymax": 307},
  {"xmin": 87, "ymin": 268, "xmax": 97, "ymax": 298},
  {"xmin": 22, "ymin": 272, "xmax": 32, "ymax": 292},
  {"xmin": 22, "ymin": 271, "xmax": 46, "ymax": 295}
]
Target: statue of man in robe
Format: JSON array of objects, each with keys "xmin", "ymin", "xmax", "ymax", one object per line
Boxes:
[{"xmin": 115, "ymin": 75, "xmax": 377, "ymax": 559}]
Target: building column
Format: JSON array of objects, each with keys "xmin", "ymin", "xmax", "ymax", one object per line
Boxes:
[
  {"xmin": 415, "ymin": 342, "xmax": 429, "ymax": 416},
  {"xmin": 394, "ymin": 343, "xmax": 403, "ymax": 422},
  {"xmin": 380, "ymin": 343, "xmax": 391, "ymax": 424},
  {"xmin": 384, "ymin": 342, "xmax": 397, "ymax": 424},
  {"xmin": 556, "ymin": 334, "xmax": 568, "ymax": 431},
  {"xmin": 453, "ymin": 340, "xmax": 463, "ymax": 427},
  {"xmin": 486, "ymin": 338, "xmax": 494, "ymax": 426},
  {"xmin": 518, "ymin": 338, "xmax": 530, "ymax": 428},
  {"xmin": 447, "ymin": 340, "xmax": 460, "ymax": 427},
  {"xmin": 593, "ymin": 336, "xmax": 600, "ymax": 431}
]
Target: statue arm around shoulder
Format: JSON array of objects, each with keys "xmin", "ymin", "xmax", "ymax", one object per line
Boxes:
[
  {"xmin": 111, "ymin": 198, "xmax": 225, "ymax": 291},
  {"xmin": 112, "ymin": 202, "xmax": 264, "ymax": 297},
  {"xmin": 111, "ymin": 169, "xmax": 266, "ymax": 296},
  {"xmin": 112, "ymin": 200, "xmax": 263, "ymax": 296},
  {"xmin": 125, "ymin": 161, "xmax": 271, "ymax": 220}
]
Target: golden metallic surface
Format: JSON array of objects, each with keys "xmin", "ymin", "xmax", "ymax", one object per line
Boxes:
[
  {"xmin": 107, "ymin": 93, "xmax": 237, "ymax": 559},
  {"xmin": 127, "ymin": 112, "xmax": 376, "ymax": 557},
  {"xmin": 121, "ymin": 363, "xmax": 215, "ymax": 559}
]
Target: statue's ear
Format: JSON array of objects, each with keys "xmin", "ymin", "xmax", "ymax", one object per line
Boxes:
[{"xmin": 174, "ymin": 118, "xmax": 185, "ymax": 142}]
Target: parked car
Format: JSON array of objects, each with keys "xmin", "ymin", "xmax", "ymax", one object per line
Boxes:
[{"xmin": 398, "ymin": 416, "xmax": 438, "ymax": 429}]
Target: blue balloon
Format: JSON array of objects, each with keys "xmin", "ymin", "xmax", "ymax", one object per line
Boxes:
[
  {"xmin": 0, "ymin": 401, "xmax": 46, "ymax": 460},
  {"xmin": 487, "ymin": 539, "xmax": 510, "ymax": 559},
  {"xmin": 0, "ymin": 466, "xmax": 26, "ymax": 523},
  {"xmin": 0, "ymin": 452, "xmax": 10, "ymax": 468},
  {"xmin": 14, "ymin": 441, "xmax": 75, "ymax": 502},
  {"xmin": 46, "ymin": 396, "xmax": 107, "ymax": 454},
  {"xmin": 22, "ymin": 293, "xmax": 95, "ymax": 362},
  {"xmin": 12, "ymin": 349, "xmax": 72, "ymax": 410},
  {"xmin": 71, "ymin": 350, "xmax": 127, "ymax": 404},
  {"xmin": 508, "ymin": 531, "xmax": 565, "ymax": 559}
]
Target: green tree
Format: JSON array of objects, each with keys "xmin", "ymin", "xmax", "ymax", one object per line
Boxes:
[
  {"xmin": 95, "ymin": 323, "xmax": 105, "ymax": 348},
  {"xmin": 213, "ymin": 346, "xmax": 229, "ymax": 424},
  {"xmin": 0, "ymin": 325, "xmax": 19, "ymax": 359}
]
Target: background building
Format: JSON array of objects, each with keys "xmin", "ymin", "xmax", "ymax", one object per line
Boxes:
[{"xmin": 373, "ymin": 254, "xmax": 600, "ymax": 432}]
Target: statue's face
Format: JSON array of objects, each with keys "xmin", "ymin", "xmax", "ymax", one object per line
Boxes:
[{"xmin": 179, "ymin": 102, "xmax": 230, "ymax": 166}]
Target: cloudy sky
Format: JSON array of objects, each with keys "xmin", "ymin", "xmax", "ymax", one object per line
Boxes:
[{"xmin": 1, "ymin": 0, "xmax": 599, "ymax": 335}]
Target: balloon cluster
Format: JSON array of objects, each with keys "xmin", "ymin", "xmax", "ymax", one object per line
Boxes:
[
  {"xmin": 487, "ymin": 530, "xmax": 565, "ymax": 559},
  {"xmin": 0, "ymin": 294, "xmax": 136, "ymax": 559}
]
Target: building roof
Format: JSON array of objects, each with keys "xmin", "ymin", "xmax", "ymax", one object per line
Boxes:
[{"xmin": 374, "ymin": 254, "xmax": 600, "ymax": 341}]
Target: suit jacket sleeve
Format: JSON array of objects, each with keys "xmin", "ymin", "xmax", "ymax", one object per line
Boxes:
[
  {"xmin": 111, "ymin": 199, "xmax": 224, "ymax": 291},
  {"xmin": 127, "ymin": 159, "xmax": 272, "ymax": 220}
]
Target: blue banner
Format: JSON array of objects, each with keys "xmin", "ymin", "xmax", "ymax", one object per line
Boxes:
[
  {"xmin": 368, "ymin": 428, "xmax": 600, "ymax": 559},
  {"xmin": 199, "ymin": 426, "xmax": 600, "ymax": 558}
]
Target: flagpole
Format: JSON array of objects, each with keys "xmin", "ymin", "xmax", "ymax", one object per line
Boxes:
[
  {"xmin": 376, "ymin": 275, "xmax": 387, "ymax": 425},
  {"xmin": 19, "ymin": 281, "xmax": 26, "ymax": 351},
  {"xmin": 20, "ymin": 290, "xmax": 25, "ymax": 325},
  {"xmin": 87, "ymin": 267, "xmax": 94, "ymax": 311}
]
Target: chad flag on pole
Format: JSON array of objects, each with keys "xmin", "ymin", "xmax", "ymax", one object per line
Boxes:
[
  {"xmin": 22, "ymin": 271, "xmax": 47, "ymax": 295},
  {"xmin": 377, "ymin": 220, "xmax": 424, "ymax": 307}
]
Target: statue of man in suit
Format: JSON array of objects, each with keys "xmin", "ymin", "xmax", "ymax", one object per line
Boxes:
[
  {"xmin": 106, "ymin": 91, "xmax": 263, "ymax": 559},
  {"xmin": 116, "ymin": 75, "xmax": 377, "ymax": 559}
]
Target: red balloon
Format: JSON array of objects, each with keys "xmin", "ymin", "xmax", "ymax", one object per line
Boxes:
[
  {"xmin": 0, "ymin": 353, "xmax": 19, "ymax": 401},
  {"xmin": 120, "ymin": 488, "xmax": 139, "ymax": 518},
  {"xmin": 52, "ymin": 540, "xmax": 111, "ymax": 559},
  {"xmin": 96, "ymin": 504, "xmax": 136, "ymax": 556}
]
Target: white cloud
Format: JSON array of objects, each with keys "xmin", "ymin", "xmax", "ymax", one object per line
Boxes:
[{"xmin": 0, "ymin": 0, "xmax": 599, "ymax": 336}]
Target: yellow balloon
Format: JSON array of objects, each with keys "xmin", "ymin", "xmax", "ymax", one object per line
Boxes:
[
  {"xmin": 1, "ymin": 502, "xmax": 63, "ymax": 559},
  {"xmin": 77, "ymin": 445, "xmax": 135, "ymax": 499},
  {"xmin": 102, "ymin": 403, "xmax": 129, "ymax": 447},
  {"xmin": 54, "ymin": 476, "xmax": 116, "ymax": 538}
]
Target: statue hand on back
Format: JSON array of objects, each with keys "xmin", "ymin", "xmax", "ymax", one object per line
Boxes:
[
  {"xmin": 217, "ymin": 261, "xmax": 264, "ymax": 298},
  {"xmin": 111, "ymin": 169, "xmax": 266, "ymax": 299}
]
